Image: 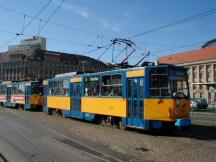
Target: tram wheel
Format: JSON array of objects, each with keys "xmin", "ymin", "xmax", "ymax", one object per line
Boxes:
[
  {"xmin": 95, "ymin": 116, "xmax": 106, "ymax": 126},
  {"xmin": 47, "ymin": 108, "xmax": 52, "ymax": 115},
  {"xmin": 118, "ymin": 120, "xmax": 126, "ymax": 130}
]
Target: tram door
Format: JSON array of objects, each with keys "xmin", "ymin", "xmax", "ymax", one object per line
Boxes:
[
  {"xmin": 6, "ymin": 87, "xmax": 12, "ymax": 106},
  {"xmin": 71, "ymin": 83, "xmax": 82, "ymax": 112},
  {"xmin": 127, "ymin": 78, "xmax": 144, "ymax": 124},
  {"xmin": 25, "ymin": 86, "xmax": 31, "ymax": 109},
  {"xmin": 43, "ymin": 84, "xmax": 48, "ymax": 112}
]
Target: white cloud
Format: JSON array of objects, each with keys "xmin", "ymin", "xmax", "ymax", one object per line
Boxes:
[
  {"xmin": 111, "ymin": 26, "xmax": 119, "ymax": 32},
  {"xmin": 100, "ymin": 19, "xmax": 119, "ymax": 32},
  {"xmin": 53, "ymin": 0, "xmax": 119, "ymax": 32},
  {"xmin": 122, "ymin": 11, "xmax": 132, "ymax": 18},
  {"xmin": 101, "ymin": 19, "xmax": 109, "ymax": 28},
  {"xmin": 53, "ymin": 0, "xmax": 90, "ymax": 18}
]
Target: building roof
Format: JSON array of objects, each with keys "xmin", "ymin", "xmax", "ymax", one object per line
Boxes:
[
  {"xmin": 202, "ymin": 39, "xmax": 216, "ymax": 48},
  {"xmin": 158, "ymin": 45, "xmax": 216, "ymax": 65}
]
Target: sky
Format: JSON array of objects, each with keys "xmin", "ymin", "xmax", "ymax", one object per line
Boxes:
[{"xmin": 0, "ymin": 0, "xmax": 215, "ymax": 65}]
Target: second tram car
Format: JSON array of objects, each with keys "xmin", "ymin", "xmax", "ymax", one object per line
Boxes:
[
  {"xmin": 0, "ymin": 81, "xmax": 13, "ymax": 107},
  {"xmin": 10, "ymin": 81, "xmax": 43, "ymax": 110}
]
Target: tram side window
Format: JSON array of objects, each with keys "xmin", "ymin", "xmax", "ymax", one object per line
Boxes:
[
  {"xmin": 84, "ymin": 77, "xmax": 100, "ymax": 96},
  {"xmin": 32, "ymin": 85, "xmax": 43, "ymax": 95},
  {"xmin": 150, "ymin": 68, "xmax": 169, "ymax": 97},
  {"xmin": 0, "ymin": 85, "xmax": 6, "ymax": 94},
  {"xmin": 49, "ymin": 81, "xmax": 58, "ymax": 95},
  {"xmin": 12, "ymin": 84, "xmax": 25, "ymax": 95},
  {"xmin": 12, "ymin": 85, "xmax": 18, "ymax": 94},
  {"xmin": 58, "ymin": 80, "xmax": 69, "ymax": 96},
  {"xmin": 17, "ymin": 84, "xmax": 25, "ymax": 94},
  {"xmin": 101, "ymin": 74, "xmax": 122, "ymax": 97}
]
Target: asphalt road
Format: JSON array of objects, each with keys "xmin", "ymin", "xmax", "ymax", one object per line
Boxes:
[
  {"xmin": 0, "ymin": 107, "xmax": 131, "ymax": 162},
  {"xmin": 0, "ymin": 106, "xmax": 216, "ymax": 162},
  {"xmin": 174, "ymin": 110, "xmax": 216, "ymax": 140}
]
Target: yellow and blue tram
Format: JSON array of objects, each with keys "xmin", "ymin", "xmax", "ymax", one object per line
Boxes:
[
  {"xmin": 0, "ymin": 81, "xmax": 14, "ymax": 107},
  {"xmin": 43, "ymin": 64, "xmax": 191, "ymax": 130},
  {"xmin": 2, "ymin": 81, "xmax": 43, "ymax": 110}
]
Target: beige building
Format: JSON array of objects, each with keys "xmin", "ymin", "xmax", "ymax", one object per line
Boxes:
[
  {"xmin": 158, "ymin": 40, "xmax": 216, "ymax": 103},
  {"xmin": 0, "ymin": 37, "xmax": 111, "ymax": 82},
  {"xmin": 0, "ymin": 49, "xmax": 110, "ymax": 82}
]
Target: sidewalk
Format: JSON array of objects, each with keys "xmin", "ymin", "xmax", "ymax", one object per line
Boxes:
[{"xmin": 190, "ymin": 104, "xmax": 216, "ymax": 115}]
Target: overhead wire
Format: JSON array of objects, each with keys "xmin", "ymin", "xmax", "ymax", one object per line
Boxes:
[
  {"xmin": 85, "ymin": 43, "xmax": 113, "ymax": 54},
  {"xmin": 20, "ymin": 0, "xmax": 52, "ymax": 34},
  {"xmin": 0, "ymin": 1, "xmax": 117, "ymax": 60},
  {"xmin": 0, "ymin": 0, "xmax": 52, "ymax": 49},
  {"xmin": 129, "ymin": 40, "xmax": 206, "ymax": 60},
  {"xmin": 46, "ymin": 37, "xmax": 103, "ymax": 48},
  {"xmin": 0, "ymin": 35, "xmax": 18, "ymax": 49},
  {"xmin": 0, "ymin": 2, "xmax": 108, "ymax": 39},
  {"xmin": 0, "ymin": 2, "xmax": 214, "ymax": 63},
  {"xmin": 150, "ymin": 41, "xmax": 206, "ymax": 57},
  {"xmin": 38, "ymin": 0, "xmax": 64, "ymax": 36},
  {"xmin": 132, "ymin": 8, "xmax": 216, "ymax": 38},
  {"xmin": 0, "ymin": 30, "xmax": 17, "ymax": 35},
  {"xmin": 97, "ymin": 45, "xmax": 112, "ymax": 60},
  {"xmin": 0, "ymin": 30, "xmax": 108, "ymax": 48},
  {"xmin": 21, "ymin": 14, "xmax": 26, "ymax": 34},
  {"xmin": 113, "ymin": 47, "xmax": 127, "ymax": 61},
  {"xmin": 80, "ymin": 35, "xmax": 100, "ymax": 54},
  {"xmin": 0, "ymin": 3, "xmax": 24, "ymax": 16}
]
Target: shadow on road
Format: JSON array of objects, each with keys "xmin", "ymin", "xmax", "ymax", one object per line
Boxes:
[
  {"xmin": 127, "ymin": 124, "xmax": 216, "ymax": 141},
  {"xmin": 174, "ymin": 124, "xmax": 216, "ymax": 140},
  {"xmin": 0, "ymin": 153, "xmax": 8, "ymax": 162}
]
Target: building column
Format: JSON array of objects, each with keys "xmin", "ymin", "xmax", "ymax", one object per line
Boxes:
[
  {"xmin": 211, "ymin": 64, "xmax": 214, "ymax": 82},
  {"xmin": 188, "ymin": 66, "xmax": 193, "ymax": 98},
  {"xmin": 203, "ymin": 64, "xmax": 208, "ymax": 100}
]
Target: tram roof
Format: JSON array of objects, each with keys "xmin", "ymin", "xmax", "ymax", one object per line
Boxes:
[
  {"xmin": 48, "ymin": 64, "xmax": 180, "ymax": 81},
  {"xmin": 8, "ymin": 80, "xmax": 41, "ymax": 85}
]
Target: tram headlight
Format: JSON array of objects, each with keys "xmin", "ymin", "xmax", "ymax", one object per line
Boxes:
[
  {"xmin": 174, "ymin": 109, "xmax": 180, "ymax": 116},
  {"xmin": 176, "ymin": 100, "xmax": 186, "ymax": 108},
  {"xmin": 176, "ymin": 100, "xmax": 181, "ymax": 107}
]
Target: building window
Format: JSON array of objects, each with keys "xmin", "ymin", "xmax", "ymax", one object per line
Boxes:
[
  {"xmin": 206, "ymin": 65, "xmax": 212, "ymax": 82},
  {"xmin": 187, "ymin": 67, "xmax": 191, "ymax": 79},
  {"xmin": 199, "ymin": 65, "xmax": 204, "ymax": 83},
  {"xmin": 214, "ymin": 64, "xmax": 216, "ymax": 82},
  {"xmin": 192, "ymin": 66, "xmax": 197, "ymax": 83}
]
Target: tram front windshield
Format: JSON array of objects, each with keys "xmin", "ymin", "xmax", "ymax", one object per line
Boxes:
[
  {"xmin": 150, "ymin": 67, "xmax": 189, "ymax": 98},
  {"xmin": 31, "ymin": 82, "xmax": 43, "ymax": 95},
  {"xmin": 169, "ymin": 69, "xmax": 189, "ymax": 98}
]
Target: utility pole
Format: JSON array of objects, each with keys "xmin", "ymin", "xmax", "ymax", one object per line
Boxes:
[{"xmin": 81, "ymin": 61, "xmax": 87, "ymax": 73}]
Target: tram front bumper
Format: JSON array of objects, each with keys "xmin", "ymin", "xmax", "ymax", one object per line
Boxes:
[{"xmin": 175, "ymin": 118, "xmax": 191, "ymax": 127}]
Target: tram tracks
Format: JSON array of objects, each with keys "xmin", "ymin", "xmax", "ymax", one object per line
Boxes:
[
  {"xmin": 2, "ymin": 108, "xmax": 132, "ymax": 162},
  {"xmin": 0, "ymin": 116, "xmax": 55, "ymax": 162},
  {"xmin": 0, "ymin": 153, "xmax": 8, "ymax": 162}
]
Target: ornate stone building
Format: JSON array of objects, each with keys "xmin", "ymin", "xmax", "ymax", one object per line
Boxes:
[
  {"xmin": 158, "ymin": 39, "xmax": 216, "ymax": 103},
  {"xmin": 0, "ymin": 49, "xmax": 111, "ymax": 82}
]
